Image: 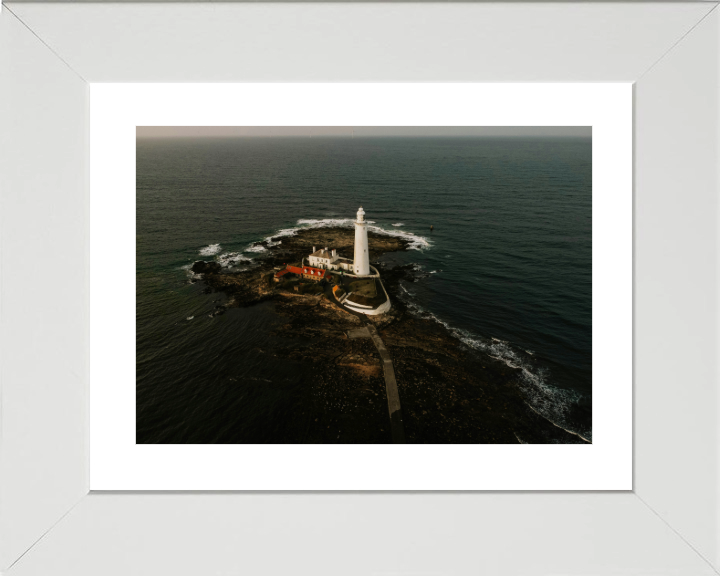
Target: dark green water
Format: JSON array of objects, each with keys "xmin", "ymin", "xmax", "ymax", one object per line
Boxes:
[{"xmin": 137, "ymin": 136, "xmax": 592, "ymax": 442}]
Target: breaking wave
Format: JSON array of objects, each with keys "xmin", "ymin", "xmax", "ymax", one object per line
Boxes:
[
  {"xmin": 193, "ymin": 247, "xmax": 254, "ymax": 269},
  {"xmin": 392, "ymin": 223, "xmax": 404, "ymax": 227},
  {"xmin": 244, "ymin": 244, "xmax": 267, "ymax": 253},
  {"xmin": 266, "ymin": 218, "xmax": 431, "ymax": 251},
  {"xmin": 199, "ymin": 244, "xmax": 221, "ymax": 256},
  {"xmin": 216, "ymin": 251, "xmax": 252, "ymax": 267},
  {"xmin": 396, "ymin": 283, "xmax": 591, "ymax": 442},
  {"xmin": 179, "ymin": 263, "xmax": 202, "ymax": 282}
]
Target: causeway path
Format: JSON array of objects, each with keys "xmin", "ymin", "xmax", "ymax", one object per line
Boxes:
[
  {"xmin": 324, "ymin": 284, "xmax": 406, "ymax": 443},
  {"xmin": 365, "ymin": 324, "xmax": 406, "ymax": 443}
]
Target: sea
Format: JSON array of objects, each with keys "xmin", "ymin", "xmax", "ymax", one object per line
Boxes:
[{"xmin": 136, "ymin": 136, "xmax": 592, "ymax": 443}]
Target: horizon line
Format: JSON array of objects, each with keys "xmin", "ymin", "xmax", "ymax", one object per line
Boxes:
[
  {"xmin": 137, "ymin": 134, "xmax": 592, "ymax": 140},
  {"xmin": 137, "ymin": 126, "xmax": 592, "ymax": 139}
]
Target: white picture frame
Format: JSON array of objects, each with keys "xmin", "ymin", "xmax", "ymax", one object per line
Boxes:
[{"xmin": 1, "ymin": 2, "xmax": 719, "ymax": 574}]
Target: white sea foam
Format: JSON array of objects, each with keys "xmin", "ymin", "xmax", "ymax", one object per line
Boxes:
[
  {"xmin": 179, "ymin": 263, "xmax": 202, "ymax": 281},
  {"xmin": 463, "ymin": 337, "xmax": 590, "ymax": 443},
  {"xmin": 199, "ymin": 244, "xmax": 221, "ymax": 256},
  {"xmin": 297, "ymin": 217, "xmax": 354, "ymax": 228},
  {"xmin": 392, "ymin": 223, "xmax": 404, "ymax": 227},
  {"xmin": 395, "ymin": 282, "xmax": 591, "ymax": 442},
  {"xmin": 244, "ymin": 244, "xmax": 267, "ymax": 253},
  {"xmin": 261, "ymin": 218, "xmax": 431, "ymax": 251},
  {"xmin": 369, "ymin": 224, "xmax": 430, "ymax": 251},
  {"xmin": 272, "ymin": 225, "xmax": 308, "ymax": 238},
  {"xmin": 216, "ymin": 251, "xmax": 252, "ymax": 267},
  {"xmin": 186, "ymin": 316, "xmax": 194, "ymax": 321}
]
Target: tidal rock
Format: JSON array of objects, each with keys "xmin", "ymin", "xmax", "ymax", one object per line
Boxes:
[{"xmin": 191, "ymin": 260, "xmax": 222, "ymax": 274}]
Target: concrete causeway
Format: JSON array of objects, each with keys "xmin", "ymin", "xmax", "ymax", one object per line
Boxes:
[{"xmin": 366, "ymin": 324, "xmax": 406, "ymax": 444}]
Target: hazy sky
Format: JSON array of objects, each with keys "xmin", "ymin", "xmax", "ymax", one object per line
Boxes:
[{"xmin": 137, "ymin": 126, "xmax": 591, "ymax": 139}]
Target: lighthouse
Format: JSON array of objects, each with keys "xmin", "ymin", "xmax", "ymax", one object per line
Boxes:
[{"xmin": 353, "ymin": 206, "xmax": 370, "ymax": 275}]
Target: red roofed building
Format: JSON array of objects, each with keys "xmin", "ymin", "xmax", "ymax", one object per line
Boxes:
[
  {"xmin": 274, "ymin": 264, "xmax": 327, "ymax": 282},
  {"xmin": 273, "ymin": 265, "xmax": 301, "ymax": 281},
  {"xmin": 301, "ymin": 265, "xmax": 327, "ymax": 281}
]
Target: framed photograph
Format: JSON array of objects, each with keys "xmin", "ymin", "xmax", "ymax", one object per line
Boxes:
[
  {"xmin": 2, "ymin": 2, "xmax": 718, "ymax": 575},
  {"xmin": 89, "ymin": 83, "xmax": 630, "ymax": 491}
]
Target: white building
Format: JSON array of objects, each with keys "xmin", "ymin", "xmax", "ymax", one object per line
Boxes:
[
  {"xmin": 307, "ymin": 246, "xmax": 354, "ymax": 272},
  {"xmin": 353, "ymin": 206, "xmax": 370, "ymax": 275}
]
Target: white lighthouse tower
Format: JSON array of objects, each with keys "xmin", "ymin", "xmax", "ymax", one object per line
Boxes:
[{"xmin": 353, "ymin": 206, "xmax": 370, "ymax": 275}]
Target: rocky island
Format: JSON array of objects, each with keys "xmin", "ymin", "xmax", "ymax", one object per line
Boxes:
[{"xmin": 190, "ymin": 226, "xmax": 589, "ymax": 444}]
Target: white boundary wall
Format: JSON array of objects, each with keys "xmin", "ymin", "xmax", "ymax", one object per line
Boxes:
[{"xmin": 344, "ymin": 277, "xmax": 392, "ymax": 316}]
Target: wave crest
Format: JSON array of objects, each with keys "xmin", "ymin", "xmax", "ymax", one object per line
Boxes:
[
  {"xmin": 199, "ymin": 244, "xmax": 221, "ymax": 256},
  {"xmin": 216, "ymin": 251, "xmax": 252, "ymax": 267}
]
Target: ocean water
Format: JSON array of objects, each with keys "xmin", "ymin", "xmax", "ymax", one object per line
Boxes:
[{"xmin": 136, "ymin": 136, "xmax": 592, "ymax": 442}]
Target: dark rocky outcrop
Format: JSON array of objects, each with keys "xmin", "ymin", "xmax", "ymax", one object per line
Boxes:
[
  {"xmin": 191, "ymin": 260, "xmax": 222, "ymax": 275},
  {"xmin": 192, "ymin": 227, "xmax": 589, "ymax": 444}
]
